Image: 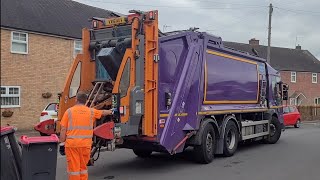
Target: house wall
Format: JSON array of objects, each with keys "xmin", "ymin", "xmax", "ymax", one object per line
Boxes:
[
  {"xmin": 1, "ymin": 28, "xmax": 76, "ymax": 130},
  {"xmin": 280, "ymin": 71, "xmax": 320, "ymax": 105}
]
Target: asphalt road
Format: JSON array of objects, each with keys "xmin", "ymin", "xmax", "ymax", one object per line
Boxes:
[{"xmin": 56, "ymin": 123, "xmax": 320, "ymax": 180}]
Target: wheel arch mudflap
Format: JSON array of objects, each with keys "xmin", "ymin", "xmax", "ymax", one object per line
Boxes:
[
  {"xmin": 216, "ymin": 115, "xmax": 240, "ymax": 154},
  {"xmin": 186, "ymin": 117, "xmax": 220, "ymax": 146}
]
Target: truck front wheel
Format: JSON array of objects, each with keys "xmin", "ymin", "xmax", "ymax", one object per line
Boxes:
[
  {"xmin": 133, "ymin": 149, "xmax": 152, "ymax": 158},
  {"xmin": 264, "ymin": 116, "xmax": 281, "ymax": 144},
  {"xmin": 194, "ymin": 124, "xmax": 216, "ymax": 164}
]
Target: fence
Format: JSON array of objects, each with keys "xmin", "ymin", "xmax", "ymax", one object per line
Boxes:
[{"xmin": 297, "ymin": 105, "xmax": 320, "ymax": 121}]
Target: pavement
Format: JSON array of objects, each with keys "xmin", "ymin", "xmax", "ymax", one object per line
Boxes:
[{"xmin": 53, "ymin": 122, "xmax": 320, "ymax": 180}]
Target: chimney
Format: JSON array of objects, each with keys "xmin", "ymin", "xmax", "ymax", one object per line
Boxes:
[
  {"xmin": 249, "ymin": 38, "xmax": 259, "ymax": 46},
  {"xmin": 296, "ymin": 44, "xmax": 301, "ymax": 50}
]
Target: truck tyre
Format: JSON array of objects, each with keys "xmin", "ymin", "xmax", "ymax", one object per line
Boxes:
[
  {"xmin": 194, "ymin": 123, "xmax": 216, "ymax": 164},
  {"xmin": 223, "ymin": 121, "xmax": 239, "ymax": 157},
  {"xmin": 133, "ymin": 149, "xmax": 152, "ymax": 158},
  {"xmin": 264, "ymin": 116, "xmax": 281, "ymax": 144},
  {"xmin": 294, "ymin": 119, "xmax": 301, "ymax": 128}
]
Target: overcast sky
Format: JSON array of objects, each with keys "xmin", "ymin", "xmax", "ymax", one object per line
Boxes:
[{"xmin": 75, "ymin": 0, "xmax": 320, "ymax": 60}]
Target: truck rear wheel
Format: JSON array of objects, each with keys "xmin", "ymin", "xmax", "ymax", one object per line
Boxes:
[
  {"xmin": 223, "ymin": 121, "xmax": 239, "ymax": 157},
  {"xmin": 194, "ymin": 123, "xmax": 216, "ymax": 164},
  {"xmin": 264, "ymin": 116, "xmax": 281, "ymax": 144},
  {"xmin": 133, "ymin": 149, "xmax": 152, "ymax": 158}
]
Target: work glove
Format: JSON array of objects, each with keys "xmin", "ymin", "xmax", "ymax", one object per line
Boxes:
[{"xmin": 59, "ymin": 142, "xmax": 65, "ymax": 156}]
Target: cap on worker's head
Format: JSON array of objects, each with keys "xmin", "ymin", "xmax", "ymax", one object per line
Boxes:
[{"xmin": 76, "ymin": 91, "xmax": 87, "ymax": 104}]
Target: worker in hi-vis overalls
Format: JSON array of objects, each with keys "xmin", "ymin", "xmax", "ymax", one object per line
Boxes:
[{"xmin": 59, "ymin": 91, "xmax": 113, "ymax": 180}]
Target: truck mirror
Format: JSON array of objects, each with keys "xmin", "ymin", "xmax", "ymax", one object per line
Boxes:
[
  {"xmin": 283, "ymin": 91, "xmax": 288, "ymax": 100},
  {"xmin": 282, "ymin": 84, "xmax": 289, "ymax": 100}
]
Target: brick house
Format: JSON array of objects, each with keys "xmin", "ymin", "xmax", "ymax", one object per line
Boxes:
[
  {"xmin": 224, "ymin": 39, "xmax": 320, "ymax": 106},
  {"xmin": 1, "ymin": 0, "xmax": 117, "ymax": 130}
]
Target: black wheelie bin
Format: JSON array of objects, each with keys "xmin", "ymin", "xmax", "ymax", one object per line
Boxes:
[
  {"xmin": 20, "ymin": 134, "xmax": 59, "ymax": 180},
  {"xmin": 1, "ymin": 126, "xmax": 22, "ymax": 180}
]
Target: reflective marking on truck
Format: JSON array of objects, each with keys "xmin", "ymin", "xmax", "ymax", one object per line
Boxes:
[
  {"xmin": 271, "ymin": 106, "xmax": 282, "ymax": 109},
  {"xmin": 159, "ymin": 119, "xmax": 165, "ymax": 123},
  {"xmin": 206, "ymin": 50, "xmax": 258, "ymax": 65},
  {"xmin": 198, "ymin": 108, "xmax": 268, "ymax": 115},
  {"xmin": 159, "ymin": 113, "xmax": 188, "ymax": 117}
]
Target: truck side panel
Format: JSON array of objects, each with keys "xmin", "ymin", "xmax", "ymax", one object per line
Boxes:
[{"xmin": 204, "ymin": 50, "xmax": 259, "ymax": 104}]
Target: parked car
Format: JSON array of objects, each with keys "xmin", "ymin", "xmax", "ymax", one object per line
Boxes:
[
  {"xmin": 40, "ymin": 103, "xmax": 58, "ymax": 122},
  {"xmin": 283, "ymin": 105, "xmax": 301, "ymax": 128},
  {"xmin": 36, "ymin": 103, "xmax": 58, "ymax": 136}
]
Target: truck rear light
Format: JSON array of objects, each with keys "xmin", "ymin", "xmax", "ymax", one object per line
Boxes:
[
  {"xmin": 119, "ymin": 106, "xmax": 126, "ymax": 115},
  {"xmin": 149, "ymin": 11, "xmax": 154, "ymax": 20},
  {"xmin": 135, "ymin": 101, "xmax": 142, "ymax": 114},
  {"xmin": 41, "ymin": 112, "xmax": 48, "ymax": 116}
]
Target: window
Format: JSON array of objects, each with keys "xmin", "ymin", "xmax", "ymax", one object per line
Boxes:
[
  {"xmin": 312, "ymin": 73, "xmax": 317, "ymax": 83},
  {"xmin": 315, "ymin": 97, "xmax": 320, "ymax": 105},
  {"xmin": 11, "ymin": 32, "xmax": 28, "ymax": 54},
  {"xmin": 69, "ymin": 62, "xmax": 82, "ymax": 98},
  {"xmin": 289, "ymin": 106, "xmax": 296, "ymax": 112},
  {"xmin": 283, "ymin": 107, "xmax": 289, "ymax": 113},
  {"xmin": 291, "ymin": 72, "xmax": 296, "ymax": 83},
  {"xmin": 119, "ymin": 58, "xmax": 131, "ymax": 97},
  {"xmin": 1, "ymin": 86, "xmax": 21, "ymax": 108},
  {"xmin": 46, "ymin": 103, "xmax": 58, "ymax": 111},
  {"xmin": 74, "ymin": 40, "xmax": 82, "ymax": 57},
  {"xmin": 290, "ymin": 98, "xmax": 296, "ymax": 105}
]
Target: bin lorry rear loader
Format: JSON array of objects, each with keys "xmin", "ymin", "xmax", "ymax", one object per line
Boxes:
[{"xmin": 35, "ymin": 10, "xmax": 289, "ymax": 164}]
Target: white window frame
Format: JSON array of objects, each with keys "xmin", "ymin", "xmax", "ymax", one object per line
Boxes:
[
  {"xmin": 315, "ymin": 97, "xmax": 320, "ymax": 105},
  {"xmin": 1, "ymin": 86, "xmax": 21, "ymax": 108},
  {"xmin": 291, "ymin": 72, "xmax": 296, "ymax": 83},
  {"xmin": 312, "ymin": 73, "xmax": 317, "ymax": 83},
  {"xmin": 11, "ymin": 31, "xmax": 28, "ymax": 54},
  {"xmin": 74, "ymin": 40, "xmax": 82, "ymax": 57}
]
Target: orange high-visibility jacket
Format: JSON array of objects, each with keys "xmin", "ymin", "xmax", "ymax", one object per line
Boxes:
[{"xmin": 60, "ymin": 105, "xmax": 103, "ymax": 147}]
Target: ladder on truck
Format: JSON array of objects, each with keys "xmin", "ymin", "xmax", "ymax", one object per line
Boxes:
[
  {"xmin": 260, "ymin": 76, "xmax": 268, "ymax": 107},
  {"xmin": 85, "ymin": 81, "xmax": 107, "ymax": 108},
  {"xmin": 241, "ymin": 75, "xmax": 269, "ymax": 140},
  {"xmin": 85, "ymin": 80, "xmax": 114, "ymax": 162}
]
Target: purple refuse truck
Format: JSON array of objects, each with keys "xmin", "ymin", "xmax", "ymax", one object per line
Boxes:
[{"xmin": 50, "ymin": 10, "xmax": 289, "ymax": 164}]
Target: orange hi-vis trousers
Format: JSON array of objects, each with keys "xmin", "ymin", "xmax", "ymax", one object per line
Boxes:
[{"xmin": 65, "ymin": 147, "xmax": 91, "ymax": 180}]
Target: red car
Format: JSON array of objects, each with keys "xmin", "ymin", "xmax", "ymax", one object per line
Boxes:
[{"xmin": 283, "ymin": 106, "xmax": 301, "ymax": 128}]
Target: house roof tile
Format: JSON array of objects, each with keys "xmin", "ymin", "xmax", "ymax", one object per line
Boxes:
[
  {"xmin": 223, "ymin": 41, "xmax": 320, "ymax": 73},
  {"xmin": 1, "ymin": 0, "xmax": 119, "ymax": 38}
]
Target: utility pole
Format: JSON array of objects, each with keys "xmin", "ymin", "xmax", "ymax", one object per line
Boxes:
[{"xmin": 267, "ymin": 3, "xmax": 273, "ymax": 64}]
